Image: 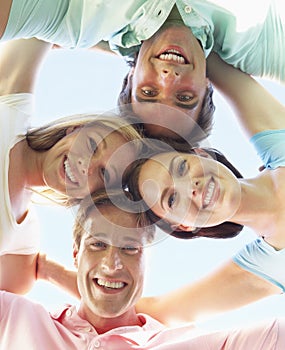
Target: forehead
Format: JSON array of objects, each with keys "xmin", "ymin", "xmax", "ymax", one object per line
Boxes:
[
  {"xmin": 83, "ymin": 206, "xmax": 149, "ymax": 244},
  {"xmin": 142, "ymin": 152, "xmax": 179, "ymax": 172}
]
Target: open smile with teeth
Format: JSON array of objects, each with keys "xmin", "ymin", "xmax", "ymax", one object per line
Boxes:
[
  {"xmin": 203, "ymin": 179, "xmax": 215, "ymax": 208},
  {"xmin": 158, "ymin": 49, "xmax": 187, "ymax": 64},
  {"xmin": 96, "ymin": 278, "xmax": 125, "ymax": 290},
  {"xmin": 64, "ymin": 157, "xmax": 78, "ymax": 184}
]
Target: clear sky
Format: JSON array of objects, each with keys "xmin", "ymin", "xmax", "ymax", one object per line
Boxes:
[{"xmin": 27, "ymin": 48, "xmax": 285, "ymax": 330}]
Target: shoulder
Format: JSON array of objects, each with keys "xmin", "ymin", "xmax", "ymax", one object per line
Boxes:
[
  {"xmin": 0, "ymin": 93, "xmax": 34, "ymax": 112},
  {"xmin": 233, "ymin": 238, "xmax": 285, "ymax": 292},
  {"xmin": 251, "ymin": 129, "xmax": 285, "ymax": 170},
  {"xmin": 0, "ymin": 290, "xmax": 42, "ymax": 312}
]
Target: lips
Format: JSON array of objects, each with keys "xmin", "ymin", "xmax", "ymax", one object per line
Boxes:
[
  {"xmin": 156, "ymin": 47, "xmax": 189, "ymax": 64},
  {"xmin": 202, "ymin": 177, "xmax": 219, "ymax": 209}
]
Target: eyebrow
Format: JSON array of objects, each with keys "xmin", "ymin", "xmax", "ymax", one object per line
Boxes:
[
  {"xmin": 160, "ymin": 156, "xmax": 178, "ymax": 210},
  {"xmin": 87, "ymin": 233, "xmax": 141, "ymax": 245},
  {"xmin": 135, "ymin": 95, "xmax": 199, "ymax": 110}
]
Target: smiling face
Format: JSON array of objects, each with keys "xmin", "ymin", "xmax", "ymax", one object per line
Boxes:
[
  {"xmin": 74, "ymin": 205, "xmax": 149, "ymax": 323},
  {"xmin": 138, "ymin": 151, "xmax": 242, "ymax": 230},
  {"xmin": 131, "ymin": 22, "xmax": 208, "ymax": 138},
  {"xmin": 42, "ymin": 125, "xmax": 136, "ymax": 199}
]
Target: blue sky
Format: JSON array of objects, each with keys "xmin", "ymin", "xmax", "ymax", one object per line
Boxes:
[{"xmin": 27, "ymin": 48, "xmax": 285, "ymax": 330}]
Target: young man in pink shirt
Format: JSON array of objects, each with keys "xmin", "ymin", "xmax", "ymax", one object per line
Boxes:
[{"xmin": 1, "ymin": 192, "xmax": 285, "ymax": 349}]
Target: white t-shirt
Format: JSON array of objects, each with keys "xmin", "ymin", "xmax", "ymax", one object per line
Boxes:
[{"xmin": 0, "ymin": 94, "xmax": 40, "ymax": 255}]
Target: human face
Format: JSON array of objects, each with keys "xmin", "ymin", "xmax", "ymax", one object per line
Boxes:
[
  {"xmin": 131, "ymin": 23, "xmax": 208, "ymax": 139},
  {"xmin": 74, "ymin": 206, "xmax": 148, "ymax": 323},
  {"xmin": 42, "ymin": 126, "xmax": 136, "ymax": 198},
  {"xmin": 138, "ymin": 151, "xmax": 242, "ymax": 230}
]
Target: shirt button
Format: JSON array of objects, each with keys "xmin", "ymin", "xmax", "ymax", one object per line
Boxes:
[
  {"xmin": 66, "ymin": 310, "xmax": 72, "ymax": 317},
  {"xmin": 184, "ymin": 5, "xmax": 192, "ymax": 13},
  {"xmin": 94, "ymin": 340, "xmax": 100, "ymax": 348}
]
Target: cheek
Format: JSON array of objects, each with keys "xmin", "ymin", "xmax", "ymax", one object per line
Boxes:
[
  {"xmin": 77, "ymin": 251, "xmax": 95, "ymax": 272},
  {"xmin": 140, "ymin": 178, "xmax": 163, "ymax": 213},
  {"xmin": 131, "ymin": 258, "xmax": 145, "ymax": 286}
]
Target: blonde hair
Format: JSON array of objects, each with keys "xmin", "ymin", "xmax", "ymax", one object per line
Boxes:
[
  {"xmin": 73, "ymin": 190, "xmax": 155, "ymax": 249},
  {"xmin": 27, "ymin": 113, "xmax": 144, "ymax": 206}
]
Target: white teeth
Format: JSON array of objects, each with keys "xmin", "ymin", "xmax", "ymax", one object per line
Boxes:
[
  {"xmin": 204, "ymin": 181, "xmax": 215, "ymax": 206},
  {"xmin": 159, "ymin": 50, "xmax": 186, "ymax": 64},
  {"xmin": 97, "ymin": 279, "xmax": 124, "ymax": 289},
  {"xmin": 64, "ymin": 158, "xmax": 77, "ymax": 183}
]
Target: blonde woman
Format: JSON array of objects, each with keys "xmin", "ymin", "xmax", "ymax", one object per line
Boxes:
[{"xmin": 0, "ymin": 38, "xmax": 143, "ymax": 294}]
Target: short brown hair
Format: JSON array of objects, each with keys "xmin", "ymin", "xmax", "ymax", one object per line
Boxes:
[{"xmin": 73, "ymin": 190, "xmax": 156, "ymax": 249}]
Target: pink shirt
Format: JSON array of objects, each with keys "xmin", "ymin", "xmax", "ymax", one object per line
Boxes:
[{"xmin": 0, "ymin": 291, "xmax": 284, "ymax": 349}]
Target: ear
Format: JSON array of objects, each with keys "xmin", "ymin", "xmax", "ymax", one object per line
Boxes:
[
  {"xmin": 73, "ymin": 242, "xmax": 79, "ymax": 269},
  {"xmin": 193, "ymin": 148, "xmax": 212, "ymax": 159},
  {"xmin": 171, "ymin": 223, "xmax": 196, "ymax": 232}
]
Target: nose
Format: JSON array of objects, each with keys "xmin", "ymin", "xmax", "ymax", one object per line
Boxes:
[
  {"xmin": 101, "ymin": 248, "xmax": 123, "ymax": 273},
  {"xmin": 78, "ymin": 156, "xmax": 98, "ymax": 176},
  {"xmin": 160, "ymin": 66, "xmax": 180, "ymax": 81},
  {"xmin": 78, "ymin": 156, "xmax": 89, "ymax": 175},
  {"xmin": 177, "ymin": 177, "xmax": 200, "ymax": 201}
]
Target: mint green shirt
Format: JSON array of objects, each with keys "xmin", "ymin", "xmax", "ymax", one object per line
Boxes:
[
  {"xmin": 2, "ymin": 0, "xmax": 284, "ymax": 81},
  {"xmin": 110, "ymin": 0, "xmax": 285, "ymax": 82},
  {"xmin": 2, "ymin": 0, "xmax": 158, "ymax": 49}
]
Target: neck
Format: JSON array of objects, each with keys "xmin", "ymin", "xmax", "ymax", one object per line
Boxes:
[
  {"xmin": 78, "ymin": 305, "xmax": 143, "ymax": 334},
  {"xmin": 232, "ymin": 172, "xmax": 277, "ymax": 234}
]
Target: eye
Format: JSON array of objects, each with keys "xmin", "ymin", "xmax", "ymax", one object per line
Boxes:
[
  {"xmin": 121, "ymin": 245, "xmax": 140, "ymax": 255},
  {"xmin": 101, "ymin": 168, "xmax": 110, "ymax": 185},
  {"xmin": 141, "ymin": 88, "xmax": 158, "ymax": 97},
  {"xmin": 89, "ymin": 240, "xmax": 107, "ymax": 250},
  {"xmin": 168, "ymin": 192, "xmax": 177, "ymax": 209},
  {"xmin": 177, "ymin": 159, "xmax": 187, "ymax": 177},
  {"xmin": 89, "ymin": 137, "xmax": 97, "ymax": 154},
  {"xmin": 176, "ymin": 93, "xmax": 194, "ymax": 102}
]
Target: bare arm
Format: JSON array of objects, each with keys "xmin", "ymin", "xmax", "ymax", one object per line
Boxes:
[
  {"xmin": 136, "ymin": 260, "xmax": 280, "ymax": 326},
  {"xmin": 0, "ymin": 38, "xmax": 52, "ymax": 95},
  {"xmin": 0, "ymin": 0, "xmax": 12, "ymax": 38},
  {"xmin": 0, "ymin": 254, "xmax": 38, "ymax": 294},
  {"xmin": 37, "ymin": 254, "xmax": 80, "ymax": 299},
  {"xmin": 0, "ymin": 39, "xmax": 52, "ymax": 294},
  {"xmin": 207, "ymin": 52, "xmax": 285, "ymax": 138}
]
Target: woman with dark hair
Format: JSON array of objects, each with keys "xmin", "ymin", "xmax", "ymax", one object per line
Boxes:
[{"xmin": 126, "ymin": 54, "xmax": 285, "ymax": 322}]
